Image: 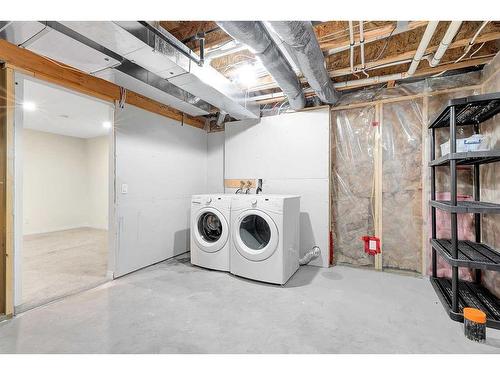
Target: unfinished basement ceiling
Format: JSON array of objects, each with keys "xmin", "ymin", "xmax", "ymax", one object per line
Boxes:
[{"xmin": 159, "ymin": 21, "xmax": 500, "ymax": 103}]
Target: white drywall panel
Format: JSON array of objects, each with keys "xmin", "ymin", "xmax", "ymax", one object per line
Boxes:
[
  {"xmin": 225, "ymin": 109, "xmax": 329, "ymax": 180},
  {"xmin": 224, "ymin": 108, "xmax": 330, "ymax": 267},
  {"xmin": 207, "ymin": 131, "xmax": 225, "ymax": 193},
  {"xmin": 114, "ymin": 104, "xmax": 207, "ymax": 277}
]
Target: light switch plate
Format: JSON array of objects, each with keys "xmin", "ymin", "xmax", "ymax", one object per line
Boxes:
[{"xmin": 121, "ymin": 184, "xmax": 128, "ymax": 194}]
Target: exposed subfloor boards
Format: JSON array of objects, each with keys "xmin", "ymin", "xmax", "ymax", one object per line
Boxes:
[{"xmin": 1, "ymin": 256, "xmax": 499, "ymax": 353}]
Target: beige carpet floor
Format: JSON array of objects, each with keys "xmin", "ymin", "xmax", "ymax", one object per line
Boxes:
[{"xmin": 20, "ymin": 227, "xmax": 109, "ymax": 310}]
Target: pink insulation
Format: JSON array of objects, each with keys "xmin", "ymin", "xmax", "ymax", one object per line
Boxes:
[{"xmin": 427, "ymin": 192, "xmax": 475, "ymax": 281}]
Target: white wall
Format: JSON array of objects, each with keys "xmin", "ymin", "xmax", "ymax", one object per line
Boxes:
[
  {"xmin": 207, "ymin": 131, "xmax": 225, "ymax": 193},
  {"xmin": 86, "ymin": 136, "xmax": 109, "ymax": 229},
  {"xmin": 114, "ymin": 104, "xmax": 207, "ymax": 277},
  {"xmin": 22, "ymin": 129, "xmax": 109, "ymax": 235},
  {"xmin": 23, "ymin": 129, "xmax": 89, "ymax": 234},
  {"xmin": 224, "ymin": 108, "xmax": 330, "ymax": 267}
]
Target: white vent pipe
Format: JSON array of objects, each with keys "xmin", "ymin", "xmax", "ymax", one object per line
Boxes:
[
  {"xmin": 407, "ymin": 21, "xmax": 439, "ymax": 75},
  {"xmin": 348, "ymin": 21, "xmax": 355, "ymax": 74},
  {"xmin": 359, "ymin": 21, "xmax": 366, "ymax": 70},
  {"xmin": 429, "ymin": 21, "xmax": 463, "ymax": 67}
]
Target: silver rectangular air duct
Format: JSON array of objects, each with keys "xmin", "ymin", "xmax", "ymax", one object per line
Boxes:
[{"xmin": 60, "ymin": 21, "xmax": 259, "ymax": 120}]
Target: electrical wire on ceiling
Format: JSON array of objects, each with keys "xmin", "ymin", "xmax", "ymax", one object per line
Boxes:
[
  {"xmin": 18, "ymin": 24, "xmax": 48, "ymax": 47},
  {"xmin": 470, "ymin": 42, "xmax": 486, "ymax": 59},
  {"xmin": 317, "ymin": 21, "xmax": 384, "ymax": 42},
  {"xmin": 370, "ymin": 25, "xmax": 397, "ymax": 63},
  {"xmin": 432, "ymin": 21, "xmax": 490, "ymax": 78},
  {"xmin": 454, "ymin": 21, "xmax": 489, "ymax": 64},
  {"xmin": 277, "ymin": 99, "xmax": 290, "ymax": 115}
]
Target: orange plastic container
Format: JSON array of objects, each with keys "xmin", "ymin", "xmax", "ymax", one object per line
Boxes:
[{"xmin": 463, "ymin": 307, "xmax": 486, "ymax": 342}]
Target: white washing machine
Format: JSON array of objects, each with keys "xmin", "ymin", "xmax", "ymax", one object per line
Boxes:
[
  {"xmin": 230, "ymin": 194, "xmax": 300, "ymax": 285},
  {"xmin": 190, "ymin": 194, "xmax": 231, "ymax": 271}
]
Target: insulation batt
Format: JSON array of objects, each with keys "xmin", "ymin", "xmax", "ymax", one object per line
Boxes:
[
  {"xmin": 480, "ymin": 53, "xmax": 500, "ymax": 298},
  {"xmin": 382, "ymin": 100, "xmax": 423, "ymax": 272},
  {"xmin": 330, "ymin": 71, "xmax": 486, "ymax": 275},
  {"xmin": 332, "ymin": 106, "xmax": 375, "ymax": 267}
]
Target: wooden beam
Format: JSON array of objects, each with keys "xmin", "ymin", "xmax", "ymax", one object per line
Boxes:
[
  {"xmin": 0, "ymin": 68, "xmax": 6, "ymax": 315},
  {"xmin": 0, "ymin": 67, "xmax": 14, "ymax": 316},
  {"xmin": 0, "ymin": 40, "xmax": 205, "ymax": 129},
  {"xmin": 320, "ymin": 21, "xmax": 428, "ymax": 52},
  {"xmin": 330, "ymin": 31, "xmax": 500, "ymax": 78},
  {"xmin": 253, "ymin": 55, "xmax": 491, "ymax": 104},
  {"xmin": 374, "ymin": 103, "xmax": 383, "ymax": 271},
  {"xmin": 160, "ymin": 21, "xmax": 232, "ymax": 51}
]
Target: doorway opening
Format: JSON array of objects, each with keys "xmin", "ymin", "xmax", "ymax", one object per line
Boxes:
[{"xmin": 15, "ymin": 76, "xmax": 114, "ymax": 312}]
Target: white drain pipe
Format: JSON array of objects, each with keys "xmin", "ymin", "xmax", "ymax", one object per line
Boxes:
[
  {"xmin": 429, "ymin": 21, "xmax": 463, "ymax": 67},
  {"xmin": 359, "ymin": 21, "xmax": 366, "ymax": 71},
  {"xmin": 348, "ymin": 21, "xmax": 355, "ymax": 74},
  {"xmin": 407, "ymin": 21, "xmax": 439, "ymax": 75}
]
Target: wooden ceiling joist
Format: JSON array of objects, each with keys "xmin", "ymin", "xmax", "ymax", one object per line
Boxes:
[
  {"xmin": 200, "ymin": 20, "xmax": 500, "ymax": 96},
  {"xmin": 0, "ymin": 40, "xmax": 205, "ymax": 129},
  {"xmin": 159, "ymin": 21, "xmax": 232, "ymax": 51},
  {"xmin": 329, "ymin": 31, "xmax": 500, "ymax": 78},
  {"xmin": 253, "ymin": 55, "xmax": 494, "ymax": 104},
  {"xmin": 319, "ymin": 21, "xmax": 428, "ymax": 53}
]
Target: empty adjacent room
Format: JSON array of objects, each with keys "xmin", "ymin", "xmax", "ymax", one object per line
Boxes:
[
  {"xmin": 1, "ymin": 2, "xmax": 500, "ymax": 365},
  {"xmin": 17, "ymin": 78, "xmax": 112, "ymax": 311}
]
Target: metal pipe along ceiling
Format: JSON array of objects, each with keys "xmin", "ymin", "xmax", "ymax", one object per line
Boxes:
[
  {"xmin": 217, "ymin": 21, "xmax": 306, "ymax": 110},
  {"xmin": 269, "ymin": 21, "xmax": 340, "ymax": 105}
]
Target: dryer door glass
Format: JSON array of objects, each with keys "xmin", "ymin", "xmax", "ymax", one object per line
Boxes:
[
  {"xmin": 239, "ymin": 214, "xmax": 271, "ymax": 250},
  {"xmin": 198, "ymin": 212, "xmax": 223, "ymax": 243}
]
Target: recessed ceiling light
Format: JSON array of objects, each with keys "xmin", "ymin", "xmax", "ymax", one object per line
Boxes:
[
  {"xmin": 23, "ymin": 101, "xmax": 37, "ymax": 111},
  {"xmin": 102, "ymin": 121, "xmax": 112, "ymax": 129}
]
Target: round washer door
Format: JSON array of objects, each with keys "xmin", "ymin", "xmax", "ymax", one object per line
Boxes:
[
  {"xmin": 233, "ymin": 209, "xmax": 279, "ymax": 261},
  {"xmin": 193, "ymin": 207, "xmax": 229, "ymax": 253}
]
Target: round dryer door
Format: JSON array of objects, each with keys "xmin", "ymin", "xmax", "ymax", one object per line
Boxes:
[
  {"xmin": 193, "ymin": 207, "xmax": 229, "ymax": 253},
  {"xmin": 233, "ymin": 209, "xmax": 279, "ymax": 261}
]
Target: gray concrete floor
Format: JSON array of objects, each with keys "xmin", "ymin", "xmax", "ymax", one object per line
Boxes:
[
  {"xmin": 1, "ymin": 254, "xmax": 499, "ymax": 353},
  {"xmin": 20, "ymin": 227, "xmax": 108, "ymax": 311}
]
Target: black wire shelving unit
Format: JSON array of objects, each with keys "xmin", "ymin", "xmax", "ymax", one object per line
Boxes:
[{"xmin": 429, "ymin": 92, "xmax": 500, "ymax": 329}]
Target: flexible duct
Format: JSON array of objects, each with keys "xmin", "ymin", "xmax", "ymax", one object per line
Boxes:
[
  {"xmin": 268, "ymin": 21, "xmax": 340, "ymax": 105},
  {"xmin": 299, "ymin": 246, "xmax": 321, "ymax": 266},
  {"xmin": 217, "ymin": 21, "xmax": 306, "ymax": 110}
]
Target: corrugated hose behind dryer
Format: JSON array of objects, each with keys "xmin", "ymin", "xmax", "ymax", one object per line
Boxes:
[{"xmin": 299, "ymin": 246, "xmax": 321, "ymax": 265}]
